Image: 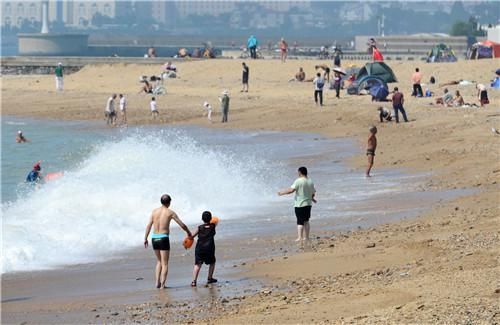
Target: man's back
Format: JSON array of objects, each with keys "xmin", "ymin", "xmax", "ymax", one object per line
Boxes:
[
  {"xmin": 152, "ymin": 206, "xmax": 175, "ymax": 234},
  {"xmin": 292, "ymin": 177, "xmax": 315, "ymax": 207},
  {"xmin": 106, "ymin": 97, "xmax": 114, "ymax": 112},
  {"xmin": 411, "ymin": 72, "xmax": 422, "ymax": 84},
  {"xmin": 392, "ymin": 92, "xmax": 403, "ymax": 105}
]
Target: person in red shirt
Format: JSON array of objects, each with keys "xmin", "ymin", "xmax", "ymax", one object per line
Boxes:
[{"xmin": 391, "ymin": 87, "xmax": 409, "ymax": 123}]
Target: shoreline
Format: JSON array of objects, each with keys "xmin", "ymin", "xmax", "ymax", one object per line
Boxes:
[{"xmin": 2, "ymin": 59, "xmax": 499, "ymax": 323}]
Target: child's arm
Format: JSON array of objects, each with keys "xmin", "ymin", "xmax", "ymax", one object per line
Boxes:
[{"xmin": 191, "ymin": 229, "xmax": 199, "ymax": 238}]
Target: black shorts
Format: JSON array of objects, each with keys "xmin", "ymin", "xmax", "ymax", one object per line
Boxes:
[
  {"xmin": 152, "ymin": 237, "xmax": 170, "ymax": 251},
  {"xmin": 295, "ymin": 206, "xmax": 312, "ymax": 225},
  {"xmin": 105, "ymin": 111, "xmax": 116, "ymax": 118},
  {"xmin": 195, "ymin": 249, "xmax": 216, "ymax": 265}
]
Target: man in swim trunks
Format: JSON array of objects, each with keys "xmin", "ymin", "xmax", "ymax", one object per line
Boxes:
[
  {"xmin": 366, "ymin": 126, "xmax": 378, "ymax": 177},
  {"xmin": 278, "ymin": 166, "xmax": 317, "ymax": 242},
  {"xmin": 144, "ymin": 194, "xmax": 192, "ymax": 289}
]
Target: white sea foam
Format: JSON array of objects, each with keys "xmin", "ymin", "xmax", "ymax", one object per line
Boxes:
[
  {"xmin": 4, "ymin": 121, "xmax": 27, "ymax": 126},
  {"xmin": 1, "ymin": 131, "xmax": 277, "ymax": 273}
]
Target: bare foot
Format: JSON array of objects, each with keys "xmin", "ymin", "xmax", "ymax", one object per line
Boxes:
[
  {"xmin": 156, "ymin": 283, "xmax": 161, "ymax": 289},
  {"xmin": 365, "ymin": 174, "xmax": 372, "ymax": 178},
  {"xmin": 295, "ymin": 238, "xmax": 302, "ymax": 242}
]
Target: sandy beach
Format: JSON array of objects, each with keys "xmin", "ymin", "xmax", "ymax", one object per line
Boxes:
[{"xmin": 2, "ymin": 58, "xmax": 499, "ymax": 323}]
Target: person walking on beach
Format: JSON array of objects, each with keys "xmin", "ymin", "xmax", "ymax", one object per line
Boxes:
[
  {"xmin": 144, "ymin": 194, "xmax": 192, "ymax": 289},
  {"xmin": 190, "ymin": 211, "xmax": 218, "ymax": 287},
  {"xmin": 150, "ymin": 97, "xmax": 159, "ymax": 119},
  {"xmin": 333, "ymin": 71, "xmax": 341, "ymax": 99},
  {"xmin": 391, "ymin": 87, "xmax": 408, "ymax": 123},
  {"xmin": 247, "ymin": 35, "xmax": 258, "ymax": 59},
  {"xmin": 279, "ymin": 37, "xmax": 288, "ymax": 63},
  {"xmin": 366, "ymin": 126, "xmax": 378, "ymax": 177},
  {"xmin": 105, "ymin": 94, "xmax": 117, "ymax": 126},
  {"xmin": 278, "ymin": 166, "xmax": 317, "ymax": 242},
  {"xmin": 411, "ymin": 68, "xmax": 423, "ymax": 97},
  {"xmin": 313, "ymin": 73, "xmax": 325, "ymax": 106},
  {"xmin": 241, "ymin": 62, "xmax": 249, "ymax": 92},
  {"xmin": 119, "ymin": 94, "xmax": 127, "ymax": 125},
  {"xmin": 219, "ymin": 90, "xmax": 230, "ymax": 123},
  {"xmin": 55, "ymin": 62, "xmax": 63, "ymax": 91}
]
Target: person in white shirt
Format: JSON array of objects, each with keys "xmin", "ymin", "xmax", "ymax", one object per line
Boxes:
[
  {"xmin": 150, "ymin": 97, "xmax": 159, "ymax": 119},
  {"xmin": 105, "ymin": 94, "xmax": 117, "ymax": 126},
  {"xmin": 313, "ymin": 73, "xmax": 325, "ymax": 106},
  {"xmin": 119, "ymin": 94, "xmax": 127, "ymax": 125},
  {"xmin": 203, "ymin": 101, "xmax": 212, "ymax": 122}
]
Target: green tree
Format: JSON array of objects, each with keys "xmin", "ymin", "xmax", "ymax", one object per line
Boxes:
[{"xmin": 450, "ymin": 17, "xmax": 485, "ymax": 37}]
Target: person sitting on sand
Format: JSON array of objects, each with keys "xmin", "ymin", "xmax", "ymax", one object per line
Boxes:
[
  {"xmin": 343, "ymin": 73, "xmax": 356, "ymax": 88},
  {"xmin": 144, "ymin": 194, "xmax": 192, "ymax": 289},
  {"xmin": 294, "ymin": 67, "xmax": 306, "ymax": 82},
  {"xmin": 139, "ymin": 78, "xmax": 153, "ymax": 94},
  {"xmin": 16, "ymin": 130, "xmax": 29, "ymax": 143},
  {"xmin": 453, "ymin": 90, "xmax": 465, "ymax": 107},
  {"xmin": 163, "ymin": 61, "xmax": 177, "ymax": 72},
  {"xmin": 378, "ymin": 107, "xmax": 392, "ymax": 122},
  {"xmin": 477, "ymin": 84, "xmax": 489, "ymax": 107},
  {"xmin": 190, "ymin": 211, "xmax": 218, "ymax": 287},
  {"xmin": 435, "ymin": 88, "xmax": 453, "ymax": 106},
  {"xmin": 366, "ymin": 126, "xmax": 377, "ymax": 177}
]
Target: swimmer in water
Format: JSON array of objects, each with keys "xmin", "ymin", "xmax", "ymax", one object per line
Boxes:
[
  {"xmin": 26, "ymin": 161, "xmax": 42, "ymax": 183},
  {"xmin": 16, "ymin": 130, "xmax": 29, "ymax": 143}
]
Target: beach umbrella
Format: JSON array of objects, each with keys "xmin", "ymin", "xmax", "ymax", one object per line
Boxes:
[{"xmin": 333, "ymin": 67, "xmax": 346, "ymax": 75}]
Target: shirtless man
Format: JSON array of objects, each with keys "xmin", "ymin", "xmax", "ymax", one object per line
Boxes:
[
  {"xmin": 366, "ymin": 126, "xmax": 378, "ymax": 177},
  {"xmin": 144, "ymin": 194, "xmax": 192, "ymax": 289}
]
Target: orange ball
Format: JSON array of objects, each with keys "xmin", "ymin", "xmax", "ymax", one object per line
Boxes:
[
  {"xmin": 210, "ymin": 216, "xmax": 219, "ymax": 225},
  {"xmin": 183, "ymin": 236, "xmax": 194, "ymax": 249}
]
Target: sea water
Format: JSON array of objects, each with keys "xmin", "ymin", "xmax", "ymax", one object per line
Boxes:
[{"xmin": 2, "ymin": 118, "xmax": 417, "ymax": 274}]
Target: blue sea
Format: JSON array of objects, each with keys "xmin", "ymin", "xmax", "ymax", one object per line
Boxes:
[{"xmin": 2, "ymin": 117, "xmax": 425, "ymax": 274}]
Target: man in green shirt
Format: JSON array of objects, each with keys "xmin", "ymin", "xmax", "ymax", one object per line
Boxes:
[
  {"xmin": 55, "ymin": 62, "xmax": 63, "ymax": 91},
  {"xmin": 278, "ymin": 166, "xmax": 317, "ymax": 242}
]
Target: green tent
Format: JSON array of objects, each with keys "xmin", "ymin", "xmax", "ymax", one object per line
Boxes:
[
  {"xmin": 426, "ymin": 43, "xmax": 457, "ymax": 63},
  {"xmin": 356, "ymin": 62, "xmax": 398, "ymax": 83}
]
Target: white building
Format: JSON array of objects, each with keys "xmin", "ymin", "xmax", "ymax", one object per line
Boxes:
[{"xmin": 1, "ymin": 0, "xmax": 117, "ymax": 28}]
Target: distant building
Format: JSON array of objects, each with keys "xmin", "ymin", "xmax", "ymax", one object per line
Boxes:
[
  {"xmin": 1, "ymin": 1, "xmax": 117, "ymax": 28},
  {"xmin": 64, "ymin": 1, "xmax": 116, "ymax": 27},
  {"xmin": 338, "ymin": 3, "xmax": 373, "ymax": 22},
  {"xmin": 1, "ymin": 1, "xmax": 53, "ymax": 28},
  {"xmin": 175, "ymin": 1, "xmax": 235, "ymax": 18}
]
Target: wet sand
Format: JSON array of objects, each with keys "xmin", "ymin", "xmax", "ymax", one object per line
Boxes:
[{"xmin": 2, "ymin": 58, "xmax": 500, "ymax": 323}]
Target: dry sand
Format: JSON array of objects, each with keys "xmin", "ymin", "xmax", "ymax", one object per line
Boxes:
[{"xmin": 2, "ymin": 58, "xmax": 499, "ymax": 323}]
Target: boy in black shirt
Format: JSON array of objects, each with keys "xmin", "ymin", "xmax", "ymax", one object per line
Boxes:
[{"xmin": 191, "ymin": 211, "xmax": 217, "ymax": 287}]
